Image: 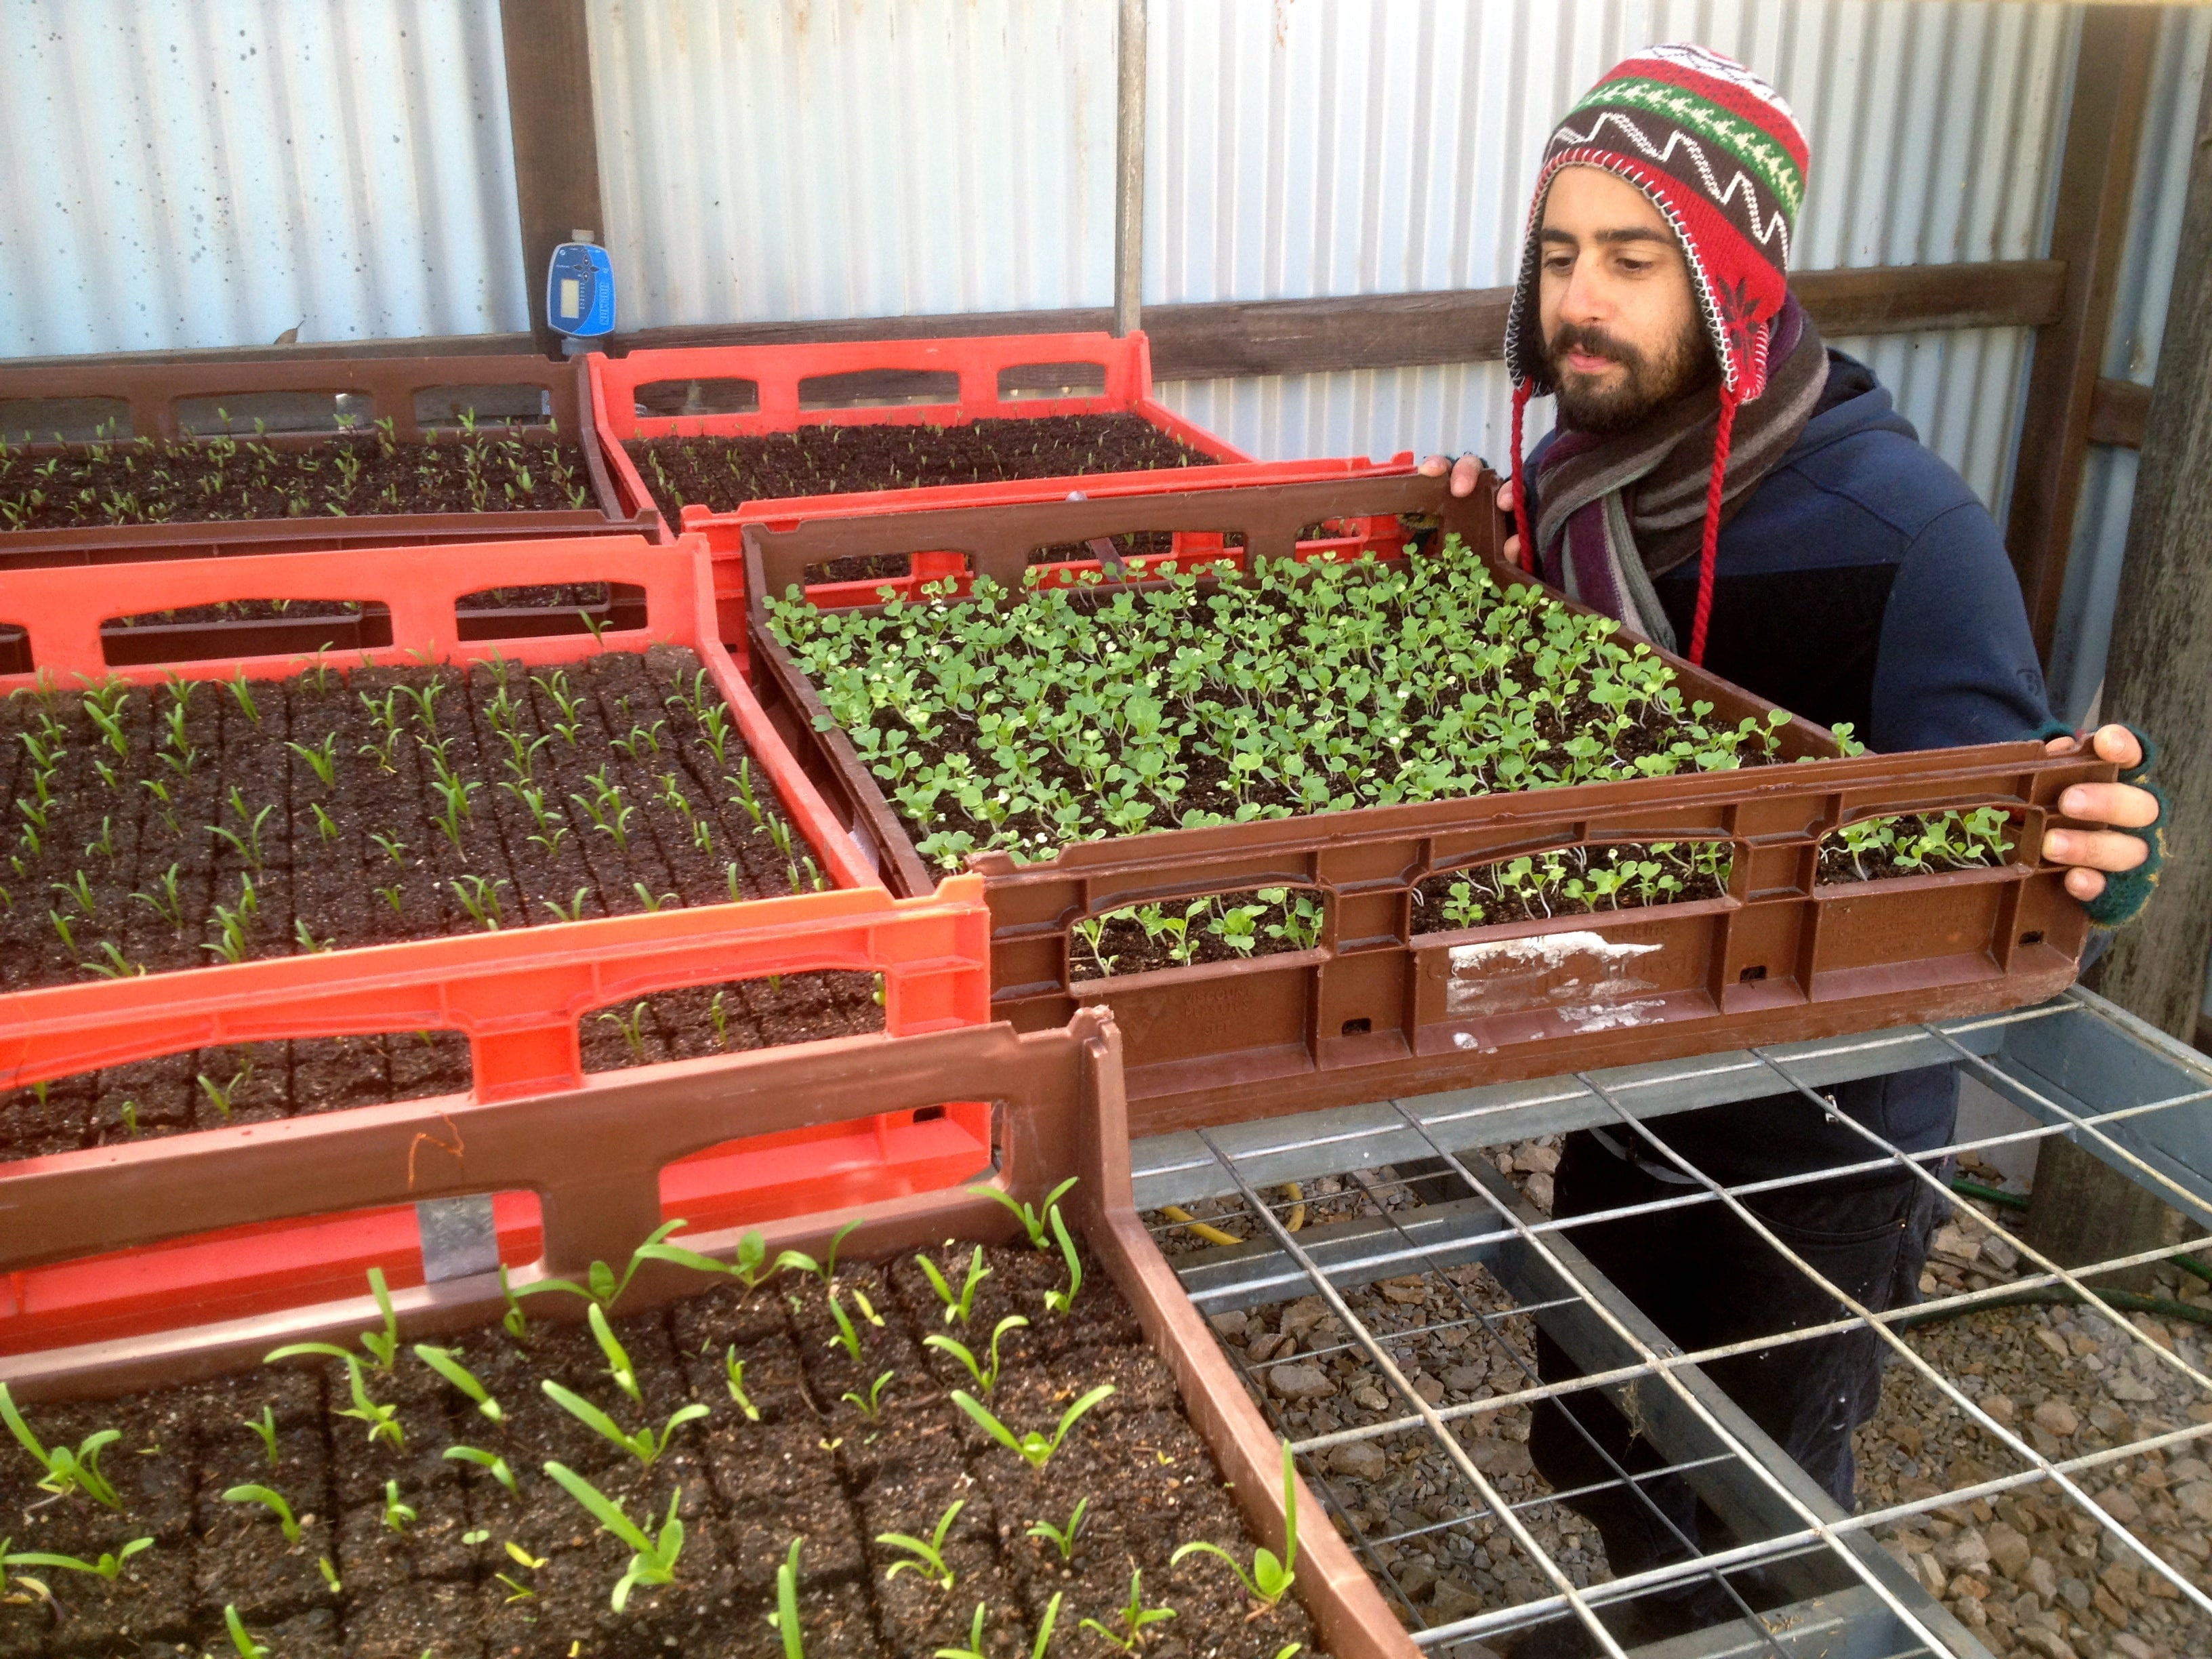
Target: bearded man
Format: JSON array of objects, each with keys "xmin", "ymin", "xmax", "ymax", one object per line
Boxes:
[{"xmin": 1420, "ymin": 44, "xmax": 2166, "ymax": 1655}]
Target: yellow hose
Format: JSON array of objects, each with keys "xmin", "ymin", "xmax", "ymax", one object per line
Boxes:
[{"xmin": 1162, "ymin": 1204, "xmax": 1244, "ymax": 1247}]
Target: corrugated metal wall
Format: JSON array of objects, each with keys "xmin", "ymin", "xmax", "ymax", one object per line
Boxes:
[
  {"xmin": 1145, "ymin": 0, "xmax": 2073, "ymax": 514},
  {"xmin": 2046, "ymin": 3, "xmax": 2212, "ymax": 727},
  {"xmin": 0, "ymin": 0, "xmax": 527, "ymax": 357}
]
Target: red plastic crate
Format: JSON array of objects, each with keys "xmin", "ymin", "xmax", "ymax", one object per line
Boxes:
[
  {"xmin": 0, "ymin": 536, "xmax": 994, "ymax": 1350},
  {"xmin": 582, "ymin": 331, "xmax": 1416, "ymax": 646}
]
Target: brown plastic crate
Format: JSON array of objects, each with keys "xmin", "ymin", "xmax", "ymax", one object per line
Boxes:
[
  {"xmin": 740, "ymin": 472, "xmax": 2117, "ymax": 1133},
  {"xmin": 0, "ymin": 1007, "xmax": 1416, "ymax": 1659},
  {"xmin": 0, "ymin": 354, "xmax": 657, "ymax": 567}
]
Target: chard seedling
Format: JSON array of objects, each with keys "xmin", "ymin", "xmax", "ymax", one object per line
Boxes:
[
  {"xmin": 773, "ymin": 1539, "xmax": 805, "ymax": 1659},
  {"xmin": 443, "ymin": 1444, "xmax": 519, "ymax": 1494},
  {"xmin": 541, "ymin": 1461, "xmax": 685, "ymax": 1610},
  {"xmin": 1080, "ymin": 1569, "xmax": 1176, "ymax": 1652},
  {"xmin": 382, "ymin": 1479, "xmax": 417, "ymax": 1532},
  {"xmin": 953, "ymin": 1383, "xmax": 1115, "ymax": 1470},
  {"xmin": 1042, "ymin": 1206, "xmax": 1083, "ymax": 1316},
  {"xmin": 824, "ymin": 1292, "xmax": 867, "ymax": 1364},
  {"xmin": 926, "ymin": 1316, "xmax": 1026, "ymax": 1396},
  {"xmin": 222, "ymin": 1483, "xmax": 302, "ymax": 1544},
  {"xmin": 267, "ymin": 1347, "xmax": 403, "ymax": 1451},
  {"xmin": 1026, "ymin": 1497, "xmax": 1089, "ymax": 1562},
  {"xmin": 588, "ymin": 1303, "xmax": 642, "ymax": 1402},
  {"xmin": 916, "ymin": 1244, "xmax": 993, "ymax": 1325},
  {"xmin": 939, "ymin": 1593, "xmax": 1061, "ymax": 1659},
  {"xmin": 723, "ymin": 1349, "xmax": 761, "ymax": 1420},
  {"xmin": 541, "ymin": 1381, "xmax": 707, "ymax": 1467},
  {"xmin": 414, "ymin": 1345, "xmax": 504, "ymax": 1421},
  {"xmin": 513, "ymin": 1217, "xmax": 691, "ymax": 1311},
  {"xmin": 878, "ymin": 1498, "xmax": 964, "ymax": 1590},
  {"xmin": 1170, "ymin": 1441, "xmax": 1298, "ymax": 1606},
  {"xmin": 244, "ymin": 1406, "xmax": 280, "ymax": 1466},
  {"xmin": 1, "ymin": 1537, "xmax": 151, "ymax": 1582},
  {"xmin": 970, "ymin": 1178, "xmax": 1078, "ymax": 1251},
  {"xmin": 317, "ymin": 1557, "xmax": 342, "ymax": 1594},
  {"xmin": 841, "ymin": 1370, "xmax": 895, "ymax": 1420},
  {"xmin": 224, "ymin": 1603, "xmax": 268, "ymax": 1659},
  {"xmin": 777, "ymin": 1218, "xmax": 863, "ymax": 1288},
  {"xmin": 286, "ymin": 734, "xmax": 338, "ymax": 789},
  {"xmin": 0, "ymin": 1384, "xmax": 123, "ymax": 1507}
]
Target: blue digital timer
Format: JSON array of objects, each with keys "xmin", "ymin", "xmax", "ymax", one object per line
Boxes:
[{"xmin": 546, "ymin": 241, "xmax": 616, "ymax": 340}]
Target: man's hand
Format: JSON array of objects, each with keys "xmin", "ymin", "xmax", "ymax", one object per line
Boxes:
[
  {"xmin": 2042, "ymin": 724, "xmax": 2160, "ymax": 902},
  {"xmin": 1418, "ymin": 455, "xmax": 1523, "ymax": 565}
]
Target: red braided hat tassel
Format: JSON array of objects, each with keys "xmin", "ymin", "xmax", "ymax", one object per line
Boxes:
[
  {"xmin": 1509, "ymin": 383, "xmax": 1535, "ymax": 573},
  {"xmin": 1685, "ymin": 388, "xmax": 1740, "ymax": 667}
]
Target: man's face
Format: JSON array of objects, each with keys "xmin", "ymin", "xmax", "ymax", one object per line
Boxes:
[{"xmin": 1538, "ymin": 165, "xmax": 1713, "ymax": 435}]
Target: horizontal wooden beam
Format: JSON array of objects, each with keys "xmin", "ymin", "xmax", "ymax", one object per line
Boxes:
[
  {"xmin": 2089, "ymin": 375, "xmax": 2152, "ymax": 448},
  {"xmin": 1, "ymin": 259, "xmax": 2068, "ymax": 383}
]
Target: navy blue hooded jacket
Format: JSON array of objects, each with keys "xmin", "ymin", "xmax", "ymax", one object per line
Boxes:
[{"xmin": 1526, "ymin": 349, "xmax": 2055, "ymax": 1185}]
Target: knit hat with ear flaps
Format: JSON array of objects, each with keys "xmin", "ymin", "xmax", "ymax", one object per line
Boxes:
[{"xmin": 1500, "ymin": 44, "xmax": 1808, "ymax": 663}]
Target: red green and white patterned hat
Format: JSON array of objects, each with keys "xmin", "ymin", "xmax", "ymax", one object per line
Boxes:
[{"xmin": 1503, "ymin": 43, "xmax": 1808, "ymax": 403}]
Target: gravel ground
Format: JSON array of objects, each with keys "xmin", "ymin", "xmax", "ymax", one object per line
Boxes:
[{"xmin": 1146, "ymin": 1139, "xmax": 2212, "ymax": 1659}]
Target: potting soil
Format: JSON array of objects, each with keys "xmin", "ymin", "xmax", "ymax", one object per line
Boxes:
[{"xmin": 0, "ymin": 1242, "xmax": 1319, "ymax": 1659}]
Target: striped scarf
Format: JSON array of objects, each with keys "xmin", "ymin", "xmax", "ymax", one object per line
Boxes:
[{"xmin": 1532, "ymin": 297, "xmax": 1826, "ymax": 653}]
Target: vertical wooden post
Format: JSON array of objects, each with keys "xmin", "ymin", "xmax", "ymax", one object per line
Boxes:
[
  {"xmin": 2027, "ymin": 23, "xmax": 2212, "ymax": 1286},
  {"xmin": 2003, "ymin": 5, "xmax": 2159, "ymax": 662},
  {"xmin": 1113, "ymin": 0, "xmax": 1147, "ymax": 338},
  {"xmin": 499, "ymin": 0, "xmax": 607, "ymax": 359}
]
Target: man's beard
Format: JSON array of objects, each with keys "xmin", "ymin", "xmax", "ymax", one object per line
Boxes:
[{"xmin": 1547, "ymin": 316, "xmax": 1717, "ymax": 436}]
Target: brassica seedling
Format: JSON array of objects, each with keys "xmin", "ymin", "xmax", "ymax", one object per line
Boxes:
[
  {"xmin": 542, "ymin": 1461, "xmax": 685, "ymax": 1610},
  {"xmin": 443, "ymin": 1444, "xmax": 518, "ymax": 1495},
  {"xmin": 969, "ymin": 1178, "xmax": 1078, "ymax": 1251},
  {"xmin": 926, "ymin": 1316, "xmax": 1026, "ymax": 1396},
  {"xmin": 878, "ymin": 1497, "xmax": 964, "ymax": 1590},
  {"xmin": 0, "ymin": 1383, "xmax": 122, "ymax": 1508},
  {"xmin": 411, "ymin": 1345, "xmax": 499, "ymax": 1421},
  {"xmin": 953, "ymin": 1383, "xmax": 1114, "ymax": 1470},
  {"xmin": 1170, "ymin": 1441, "xmax": 1298, "ymax": 1605},
  {"xmin": 244, "ymin": 1406, "xmax": 280, "ymax": 1466},
  {"xmin": 916, "ymin": 1244, "xmax": 992, "ymax": 1326},
  {"xmin": 222, "ymin": 1483, "xmax": 302, "ymax": 1544},
  {"xmin": 1080, "ymin": 1569, "xmax": 1176, "ymax": 1652},
  {"xmin": 1025, "ymin": 1497, "xmax": 1088, "ymax": 1562},
  {"xmin": 541, "ymin": 1380, "xmax": 706, "ymax": 1467}
]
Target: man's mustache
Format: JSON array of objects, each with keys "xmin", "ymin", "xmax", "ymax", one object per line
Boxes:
[{"xmin": 1548, "ymin": 323, "xmax": 1645, "ymax": 371}]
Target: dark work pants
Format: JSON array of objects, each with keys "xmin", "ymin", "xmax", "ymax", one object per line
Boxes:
[{"xmin": 1527, "ymin": 1128, "xmax": 1946, "ymax": 1635}]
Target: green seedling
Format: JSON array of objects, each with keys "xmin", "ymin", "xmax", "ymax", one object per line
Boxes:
[
  {"xmin": 1080, "ymin": 1569, "xmax": 1176, "ymax": 1652},
  {"xmin": 498, "ymin": 1265, "xmax": 529, "ymax": 1340},
  {"xmin": 1170, "ymin": 1441, "xmax": 1298, "ymax": 1606},
  {"xmin": 542, "ymin": 1461, "xmax": 685, "ymax": 1610},
  {"xmin": 225, "ymin": 670, "xmax": 261, "ymax": 724},
  {"xmin": 317, "ymin": 1557, "xmax": 342, "ymax": 1595},
  {"xmin": 878, "ymin": 1498, "xmax": 964, "ymax": 1590},
  {"xmin": 779, "ymin": 1218, "xmax": 863, "ymax": 1287},
  {"xmin": 360, "ymin": 1266, "xmax": 400, "ymax": 1368},
  {"xmin": 512, "ymin": 1218, "xmax": 691, "ymax": 1311},
  {"xmin": 541, "ymin": 886, "xmax": 590, "ymax": 924},
  {"xmin": 195, "ymin": 1065, "xmax": 251, "ymax": 1118},
  {"xmin": 86, "ymin": 939, "xmax": 144, "ymax": 979},
  {"xmin": 450, "ymin": 874, "xmax": 508, "ymax": 930},
  {"xmin": 772, "ymin": 1539, "xmax": 805, "ymax": 1659},
  {"xmin": 723, "ymin": 1349, "xmax": 761, "ymax": 1420},
  {"xmin": 541, "ymin": 1381, "xmax": 707, "ymax": 1468},
  {"xmin": 599, "ymin": 1000, "xmax": 649, "ymax": 1061},
  {"xmin": 382, "ymin": 1479, "xmax": 417, "ymax": 1533},
  {"xmin": 308, "ymin": 802, "xmax": 339, "ymax": 844},
  {"xmin": 266, "ymin": 1347, "xmax": 405, "ymax": 1452},
  {"xmin": 244, "ymin": 1406, "xmax": 280, "ymax": 1466},
  {"xmin": 916, "ymin": 1244, "xmax": 993, "ymax": 1326},
  {"xmin": 841, "ymin": 1370, "xmax": 895, "ymax": 1420},
  {"xmin": 414, "ymin": 1345, "xmax": 504, "ymax": 1422},
  {"xmin": 443, "ymin": 1444, "xmax": 519, "ymax": 1495},
  {"xmin": 286, "ymin": 734, "xmax": 338, "ymax": 789},
  {"xmin": 631, "ymin": 881, "xmax": 676, "ymax": 913},
  {"xmin": 590, "ymin": 1303, "xmax": 642, "ymax": 1402},
  {"xmin": 824, "ymin": 1292, "xmax": 866, "ymax": 1364},
  {"xmin": 952, "ymin": 1384, "xmax": 1115, "ymax": 1470},
  {"xmin": 970, "ymin": 1177, "xmax": 1078, "ymax": 1250},
  {"xmin": 1, "ymin": 1537, "xmax": 151, "ymax": 1582},
  {"xmin": 0, "ymin": 1383, "xmax": 123, "ymax": 1507},
  {"xmin": 925, "ymin": 1316, "xmax": 1027, "ymax": 1396},
  {"xmin": 1042, "ymin": 1205, "xmax": 1084, "ymax": 1316},
  {"xmin": 224, "ymin": 1603, "xmax": 269, "ymax": 1659},
  {"xmin": 938, "ymin": 1594, "xmax": 1060, "ymax": 1659},
  {"xmin": 222, "ymin": 1483, "xmax": 302, "ymax": 1545},
  {"xmin": 132, "ymin": 863, "xmax": 185, "ymax": 928},
  {"xmin": 1026, "ymin": 1497, "xmax": 1088, "ymax": 1563}
]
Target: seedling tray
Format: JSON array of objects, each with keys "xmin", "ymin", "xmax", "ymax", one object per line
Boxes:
[
  {"xmin": 0, "ymin": 1007, "xmax": 1412, "ymax": 1659},
  {"xmin": 741, "ymin": 473, "xmax": 2117, "ymax": 1132},
  {"xmin": 0, "ymin": 354, "xmax": 655, "ymax": 567},
  {"xmin": 585, "ymin": 331, "xmax": 1416, "ymax": 646},
  {"xmin": 0, "ymin": 535, "xmax": 993, "ymax": 1347}
]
